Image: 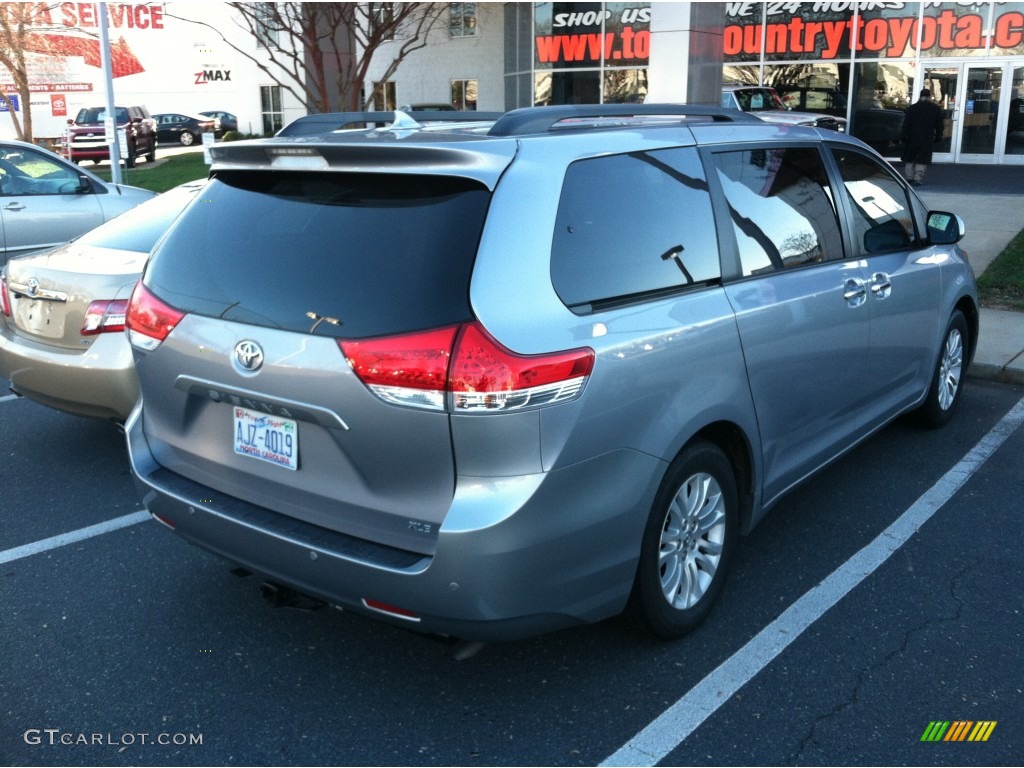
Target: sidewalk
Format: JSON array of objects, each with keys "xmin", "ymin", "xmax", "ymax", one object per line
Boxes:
[{"xmin": 915, "ymin": 163, "xmax": 1024, "ymax": 384}]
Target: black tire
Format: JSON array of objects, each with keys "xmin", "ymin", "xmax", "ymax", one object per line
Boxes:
[
  {"xmin": 629, "ymin": 440, "xmax": 738, "ymax": 639},
  {"xmin": 125, "ymin": 142, "xmax": 136, "ymax": 168},
  {"xmin": 913, "ymin": 309, "xmax": 968, "ymax": 429},
  {"xmin": 179, "ymin": 131, "xmax": 195, "ymax": 147},
  {"xmin": 146, "ymin": 140, "xmax": 156, "ymax": 163}
]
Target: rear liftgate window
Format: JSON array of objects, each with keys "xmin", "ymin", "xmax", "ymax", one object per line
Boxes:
[{"xmin": 144, "ymin": 171, "xmax": 491, "ymax": 338}]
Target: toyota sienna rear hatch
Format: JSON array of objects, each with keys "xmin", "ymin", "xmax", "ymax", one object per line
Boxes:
[{"xmin": 129, "ymin": 144, "xmax": 509, "ymax": 556}]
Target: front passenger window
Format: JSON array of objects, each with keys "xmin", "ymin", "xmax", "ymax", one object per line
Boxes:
[{"xmin": 831, "ymin": 148, "xmax": 916, "ymax": 256}]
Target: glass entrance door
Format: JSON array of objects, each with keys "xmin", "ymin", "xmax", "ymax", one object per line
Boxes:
[
  {"xmin": 925, "ymin": 63, "xmax": 1024, "ymax": 164},
  {"xmin": 921, "ymin": 66, "xmax": 958, "ymax": 163},
  {"xmin": 957, "ymin": 66, "xmax": 1002, "ymax": 161},
  {"xmin": 1006, "ymin": 66, "xmax": 1024, "ymax": 161}
]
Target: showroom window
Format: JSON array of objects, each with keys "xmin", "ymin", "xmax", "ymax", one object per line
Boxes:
[
  {"xmin": 450, "ymin": 3, "xmax": 477, "ymax": 37},
  {"xmin": 254, "ymin": 2, "xmax": 279, "ymax": 48},
  {"xmin": 260, "ymin": 85, "xmax": 282, "ymax": 135},
  {"xmin": 373, "ymin": 81, "xmax": 396, "ymax": 110},
  {"xmin": 451, "ymin": 79, "xmax": 477, "ymax": 110}
]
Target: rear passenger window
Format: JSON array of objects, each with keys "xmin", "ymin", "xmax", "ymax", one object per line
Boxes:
[
  {"xmin": 551, "ymin": 147, "xmax": 719, "ymax": 311},
  {"xmin": 831, "ymin": 148, "xmax": 917, "ymax": 256},
  {"xmin": 711, "ymin": 147, "xmax": 843, "ymax": 277}
]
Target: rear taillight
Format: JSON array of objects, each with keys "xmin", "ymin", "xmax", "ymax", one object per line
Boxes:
[
  {"xmin": 340, "ymin": 321, "xmax": 594, "ymax": 413},
  {"xmin": 81, "ymin": 299, "xmax": 129, "ymax": 335},
  {"xmin": 125, "ymin": 282, "xmax": 185, "ymax": 351},
  {"xmin": 341, "ymin": 325, "xmax": 458, "ymax": 411},
  {"xmin": 0, "ymin": 273, "xmax": 10, "ymax": 317}
]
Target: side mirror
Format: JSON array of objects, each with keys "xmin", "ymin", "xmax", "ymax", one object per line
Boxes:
[
  {"xmin": 76, "ymin": 173, "xmax": 92, "ymax": 193},
  {"xmin": 926, "ymin": 211, "xmax": 966, "ymax": 245}
]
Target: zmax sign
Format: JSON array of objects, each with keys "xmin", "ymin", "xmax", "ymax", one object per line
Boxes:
[{"xmin": 195, "ymin": 70, "xmax": 232, "ymax": 84}]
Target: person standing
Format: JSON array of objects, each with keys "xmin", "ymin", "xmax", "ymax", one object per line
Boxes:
[{"xmin": 901, "ymin": 89, "xmax": 945, "ymax": 186}]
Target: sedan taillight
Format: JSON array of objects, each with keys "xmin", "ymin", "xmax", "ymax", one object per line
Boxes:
[
  {"xmin": 0, "ymin": 273, "xmax": 10, "ymax": 317},
  {"xmin": 340, "ymin": 321, "xmax": 594, "ymax": 413},
  {"xmin": 81, "ymin": 299, "xmax": 129, "ymax": 335},
  {"xmin": 125, "ymin": 282, "xmax": 185, "ymax": 351}
]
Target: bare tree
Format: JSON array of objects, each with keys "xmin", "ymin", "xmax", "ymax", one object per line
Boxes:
[
  {"xmin": 0, "ymin": 2, "xmax": 61, "ymax": 141},
  {"xmin": 166, "ymin": 2, "xmax": 446, "ymax": 115}
]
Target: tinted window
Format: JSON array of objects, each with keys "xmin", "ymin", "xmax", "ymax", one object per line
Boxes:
[
  {"xmin": 0, "ymin": 146, "xmax": 79, "ymax": 196},
  {"xmin": 831, "ymin": 147, "xmax": 916, "ymax": 256},
  {"xmin": 144, "ymin": 172, "xmax": 490, "ymax": 338},
  {"xmin": 711, "ymin": 147, "xmax": 844, "ymax": 277},
  {"xmin": 551, "ymin": 147, "xmax": 719, "ymax": 310}
]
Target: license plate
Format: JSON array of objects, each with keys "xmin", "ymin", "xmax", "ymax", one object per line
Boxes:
[{"xmin": 233, "ymin": 407, "xmax": 298, "ymax": 471}]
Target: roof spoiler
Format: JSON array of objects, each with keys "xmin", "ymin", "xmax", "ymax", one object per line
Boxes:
[{"xmin": 277, "ymin": 109, "xmax": 505, "ymax": 137}]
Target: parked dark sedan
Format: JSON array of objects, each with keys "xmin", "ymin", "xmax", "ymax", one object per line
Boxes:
[
  {"xmin": 153, "ymin": 113, "xmax": 216, "ymax": 146},
  {"xmin": 199, "ymin": 110, "xmax": 238, "ymax": 137}
]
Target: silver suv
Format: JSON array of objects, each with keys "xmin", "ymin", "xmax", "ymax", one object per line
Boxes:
[{"xmin": 125, "ymin": 105, "xmax": 977, "ymax": 642}]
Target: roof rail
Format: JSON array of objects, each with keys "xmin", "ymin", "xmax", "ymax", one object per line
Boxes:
[
  {"xmin": 277, "ymin": 110, "xmax": 504, "ymax": 137},
  {"xmin": 487, "ymin": 104, "xmax": 760, "ymax": 137}
]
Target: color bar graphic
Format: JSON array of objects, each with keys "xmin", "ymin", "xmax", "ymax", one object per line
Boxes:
[{"xmin": 920, "ymin": 721, "xmax": 996, "ymax": 742}]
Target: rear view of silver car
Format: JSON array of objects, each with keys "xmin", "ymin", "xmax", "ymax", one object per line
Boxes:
[{"xmin": 125, "ymin": 106, "xmax": 977, "ymax": 642}]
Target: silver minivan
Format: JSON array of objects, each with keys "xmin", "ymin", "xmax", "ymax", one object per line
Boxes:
[{"xmin": 125, "ymin": 105, "xmax": 977, "ymax": 642}]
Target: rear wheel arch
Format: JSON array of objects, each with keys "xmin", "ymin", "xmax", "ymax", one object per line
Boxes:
[{"xmin": 693, "ymin": 421, "xmax": 756, "ymax": 534}]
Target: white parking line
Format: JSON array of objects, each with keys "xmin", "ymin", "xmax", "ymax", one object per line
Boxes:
[
  {"xmin": 0, "ymin": 510, "xmax": 151, "ymax": 565},
  {"xmin": 603, "ymin": 394, "xmax": 1024, "ymax": 767},
  {"xmin": 0, "ymin": 393, "xmax": 23, "ymax": 404}
]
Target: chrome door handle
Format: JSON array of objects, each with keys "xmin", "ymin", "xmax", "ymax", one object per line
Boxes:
[
  {"xmin": 843, "ymin": 277, "xmax": 867, "ymax": 306},
  {"xmin": 3, "ymin": 202, "xmax": 25, "ymax": 211},
  {"xmin": 871, "ymin": 272, "xmax": 892, "ymax": 299}
]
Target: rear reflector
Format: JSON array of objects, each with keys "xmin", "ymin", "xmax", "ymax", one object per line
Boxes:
[
  {"xmin": 81, "ymin": 299, "xmax": 129, "ymax": 335},
  {"xmin": 151, "ymin": 513, "xmax": 176, "ymax": 530},
  {"xmin": 340, "ymin": 321, "xmax": 594, "ymax": 413},
  {"xmin": 125, "ymin": 282, "xmax": 185, "ymax": 351},
  {"xmin": 362, "ymin": 598, "xmax": 421, "ymax": 622}
]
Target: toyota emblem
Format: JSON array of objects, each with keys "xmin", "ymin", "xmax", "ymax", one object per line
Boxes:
[
  {"xmin": 234, "ymin": 340, "xmax": 264, "ymax": 372},
  {"xmin": 26, "ymin": 277, "xmax": 40, "ymax": 298}
]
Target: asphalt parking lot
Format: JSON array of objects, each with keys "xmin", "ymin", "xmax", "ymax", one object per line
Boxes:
[{"xmin": 2, "ymin": 373, "xmax": 1022, "ymax": 766}]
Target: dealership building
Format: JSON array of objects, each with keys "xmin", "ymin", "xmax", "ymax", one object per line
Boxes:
[
  {"xmin": 5, "ymin": 2, "xmax": 1023, "ymax": 166},
  {"xmin": 371, "ymin": 1, "xmax": 1024, "ymax": 166}
]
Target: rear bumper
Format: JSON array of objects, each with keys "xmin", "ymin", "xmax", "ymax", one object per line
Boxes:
[
  {"xmin": 0, "ymin": 327, "xmax": 137, "ymax": 420},
  {"xmin": 126, "ymin": 404, "xmax": 664, "ymax": 642}
]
